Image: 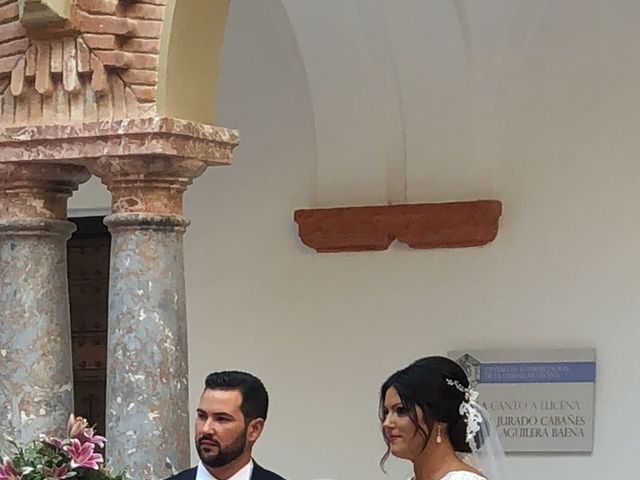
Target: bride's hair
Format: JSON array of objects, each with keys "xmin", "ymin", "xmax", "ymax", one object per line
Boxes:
[{"xmin": 379, "ymin": 356, "xmax": 484, "ymax": 467}]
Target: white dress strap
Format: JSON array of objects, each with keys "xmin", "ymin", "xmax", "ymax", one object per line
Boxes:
[{"xmin": 440, "ymin": 472, "xmax": 487, "ymax": 480}]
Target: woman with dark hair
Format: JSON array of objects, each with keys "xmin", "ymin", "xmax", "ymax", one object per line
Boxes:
[{"xmin": 380, "ymin": 356, "xmax": 504, "ymax": 480}]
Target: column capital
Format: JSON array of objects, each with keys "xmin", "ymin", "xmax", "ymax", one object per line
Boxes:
[
  {"xmin": 0, "ymin": 162, "xmax": 90, "ymax": 221},
  {"xmin": 91, "ymin": 156, "xmax": 208, "ymax": 216}
]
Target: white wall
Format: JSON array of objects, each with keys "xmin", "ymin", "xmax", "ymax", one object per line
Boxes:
[{"xmin": 70, "ymin": 1, "xmax": 640, "ymax": 479}]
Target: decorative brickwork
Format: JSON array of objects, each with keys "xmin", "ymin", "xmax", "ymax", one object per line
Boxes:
[{"xmin": 0, "ymin": 0, "xmax": 167, "ymax": 126}]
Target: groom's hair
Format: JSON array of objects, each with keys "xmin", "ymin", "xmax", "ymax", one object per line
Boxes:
[{"xmin": 204, "ymin": 370, "xmax": 269, "ymax": 421}]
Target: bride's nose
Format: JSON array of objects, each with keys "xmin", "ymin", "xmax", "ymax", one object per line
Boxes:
[{"xmin": 382, "ymin": 413, "xmax": 395, "ymax": 429}]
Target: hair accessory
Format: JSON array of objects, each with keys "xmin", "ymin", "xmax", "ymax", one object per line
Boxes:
[{"xmin": 445, "ymin": 378, "xmax": 483, "ymax": 452}]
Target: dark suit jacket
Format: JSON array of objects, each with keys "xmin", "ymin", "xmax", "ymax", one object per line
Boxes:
[{"xmin": 166, "ymin": 462, "xmax": 286, "ymax": 480}]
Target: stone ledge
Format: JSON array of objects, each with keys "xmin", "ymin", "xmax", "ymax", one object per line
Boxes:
[
  {"xmin": 0, "ymin": 117, "xmax": 239, "ymax": 165},
  {"xmin": 294, "ymin": 200, "xmax": 502, "ymax": 253}
]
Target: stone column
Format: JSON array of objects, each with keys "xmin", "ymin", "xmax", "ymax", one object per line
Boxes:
[
  {"xmin": 0, "ymin": 162, "xmax": 91, "ymax": 452},
  {"xmin": 90, "ymin": 156, "xmax": 208, "ymax": 480}
]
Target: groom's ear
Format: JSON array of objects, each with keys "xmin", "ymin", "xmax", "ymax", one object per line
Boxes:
[{"xmin": 247, "ymin": 417, "xmax": 265, "ymax": 443}]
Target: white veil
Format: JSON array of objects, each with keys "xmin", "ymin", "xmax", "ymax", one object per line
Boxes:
[{"xmin": 459, "ymin": 404, "xmax": 507, "ymax": 480}]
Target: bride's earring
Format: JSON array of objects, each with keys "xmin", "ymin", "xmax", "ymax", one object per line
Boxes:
[{"xmin": 436, "ymin": 425, "xmax": 442, "ymax": 444}]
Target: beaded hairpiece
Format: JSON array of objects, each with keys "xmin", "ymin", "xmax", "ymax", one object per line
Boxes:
[{"xmin": 445, "ymin": 378, "xmax": 483, "ymax": 452}]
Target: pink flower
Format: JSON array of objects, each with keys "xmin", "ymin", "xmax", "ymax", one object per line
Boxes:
[
  {"xmin": 40, "ymin": 434, "xmax": 65, "ymax": 450},
  {"xmin": 42, "ymin": 464, "xmax": 75, "ymax": 479},
  {"xmin": 0, "ymin": 458, "xmax": 30, "ymax": 480},
  {"xmin": 64, "ymin": 439, "xmax": 103, "ymax": 470},
  {"xmin": 67, "ymin": 415, "xmax": 89, "ymax": 439},
  {"xmin": 77, "ymin": 428, "xmax": 106, "ymax": 449},
  {"xmin": 67, "ymin": 414, "xmax": 106, "ymax": 448}
]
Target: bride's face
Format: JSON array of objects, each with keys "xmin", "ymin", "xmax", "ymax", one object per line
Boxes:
[{"xmin": 382, "ymin": 387, "xmax": 429, "ymax": 461}]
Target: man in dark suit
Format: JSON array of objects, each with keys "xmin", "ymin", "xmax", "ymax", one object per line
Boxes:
[{"xmin": 166, "ymin": 371, "xmax": 286, "ymax": 480}]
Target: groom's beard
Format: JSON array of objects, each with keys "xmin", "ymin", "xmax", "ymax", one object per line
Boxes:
[{"xmin": 196, "ymin": 429, "xmax": 248, "ymax": 468}]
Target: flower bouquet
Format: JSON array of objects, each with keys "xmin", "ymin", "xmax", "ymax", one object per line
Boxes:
[{"xmin": 1, "ymin": 415, "xmax": 125, "ymax": 480}]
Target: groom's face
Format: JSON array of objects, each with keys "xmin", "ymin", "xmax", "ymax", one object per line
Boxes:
[{"xmin": 195, "ymin": 389, "xmax": 249, "ymax": 468}]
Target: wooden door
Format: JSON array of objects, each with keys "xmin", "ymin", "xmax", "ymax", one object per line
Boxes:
[{"xmin": 67, "ymin": 216, "xmax": 109, "ymax": 434}]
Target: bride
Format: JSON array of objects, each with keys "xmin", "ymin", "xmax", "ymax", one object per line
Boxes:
[{"xmin": 379, "ymin": 356, "xmax": 505, "ymax": 480}]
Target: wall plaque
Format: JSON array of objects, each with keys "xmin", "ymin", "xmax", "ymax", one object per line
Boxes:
[{"xmin": 448, "ymin": 348, "xmax": 596, "ymax": 453}]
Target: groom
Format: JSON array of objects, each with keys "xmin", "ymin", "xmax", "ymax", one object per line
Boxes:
[{"xmin": 166, "ymin": 371, "xmax": 286, "ymax": 480}]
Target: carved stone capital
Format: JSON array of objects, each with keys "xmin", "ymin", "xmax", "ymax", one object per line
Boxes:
[
  {"xmin": 0, "ymin": 161, "xmax": 90, "ymax": 221},
  {"xmin": 91, "ymin": 156, "xmax": 207, "ymax": 216}
]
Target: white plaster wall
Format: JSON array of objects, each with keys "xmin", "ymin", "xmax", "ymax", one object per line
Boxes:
[
  {"xmin": 69, "ymin": 176, "xmax": 110, "ymax": 213},
  {"xmin": 70, "ymin": 1, "xmax": 640, "ymax": 479}
]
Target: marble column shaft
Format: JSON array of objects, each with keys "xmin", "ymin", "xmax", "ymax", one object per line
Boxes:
[
  {"xmin": 91, "ymin": 157, "xmax": 207, "ymax": 480},
  {"xmin": 0, "ymin": 162, "xmax": 90, "ymax": 453}
]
